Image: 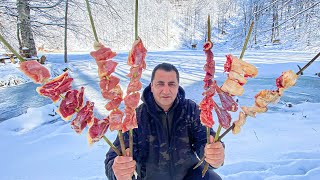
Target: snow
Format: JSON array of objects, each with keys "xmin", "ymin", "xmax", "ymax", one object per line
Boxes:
[{"xmin": 0, "ymin": 49, "xmax": 320, "ymax": 180}]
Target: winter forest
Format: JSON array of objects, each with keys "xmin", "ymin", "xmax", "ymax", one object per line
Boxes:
[
  {"xmin": 1, "ymin": 0, "xmax": 320, "ymax": 180},
  {"xmin": 1, "ymin": 0, "xmax": 319, "ymax": 54}
]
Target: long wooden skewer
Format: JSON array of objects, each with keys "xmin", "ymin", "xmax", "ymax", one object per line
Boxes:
[
  {"xmin": 200, "ymin": 20, "xmax": 255, "ymax": 177},
  {"xmin": 128, "ymin": 0, "xmax": 139, "ymax": 158},
  {"xmin": 193, "ymin": 14, "xmax": 211, "ymax": 171},
  {"xmin": 84, "ymin": 0, "xmax": 126, "ymax": 157},
  {"xmin": 85, "ymin": 0, "xmax": 99, "ymax": 42},
  {"xmin": 296, "ymin": 51, "xmax": 320, "ymax": 75},
  {"xmin": 0, "ymin": 33, "xmax": 25, "ymax": 62},
  {"xmin": 240, "ymin": 21, "xmax": 254, "ymax": 60}
]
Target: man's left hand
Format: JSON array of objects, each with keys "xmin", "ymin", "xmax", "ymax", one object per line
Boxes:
[{"xmin": 204, "ymin": 135, "xmax": 225, "ymax": 168}]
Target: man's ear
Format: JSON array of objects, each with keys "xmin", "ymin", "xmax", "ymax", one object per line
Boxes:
[{"xmin": 150, "ymin": 82, "xmax": 153, "ymax": 93}]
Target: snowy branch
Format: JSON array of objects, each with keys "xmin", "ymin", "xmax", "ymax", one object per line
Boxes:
[
  {"xmin": 31, "ymin": 20, "xmax": 65, "ymax": 27},
  {"xmin": 30, "ymin": 0, "xmax": 65, "ymax": 9},
  {"xmin": 258, "ymin": 1, "xmax": 320, "ymax": 33},
  {"xmin": 253, "ymin": 0, "xmax": 284, "ymax": 15}
]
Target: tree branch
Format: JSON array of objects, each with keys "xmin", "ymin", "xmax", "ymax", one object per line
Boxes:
[{"xmin": 30, "ymin": 0, "xmax": 65, "ymax": 9}]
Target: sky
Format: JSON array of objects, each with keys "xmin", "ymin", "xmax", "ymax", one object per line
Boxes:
[{"xmin": 0, "ymin": 49, "xmax": 320, "ymax": 180}]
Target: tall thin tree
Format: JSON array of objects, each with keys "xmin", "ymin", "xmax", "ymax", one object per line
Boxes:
[
  {"xmin": 64, "ymin": 0, "xmax": 69, "ymax": 63},
  {"xmin": 17, "ymin": 0, "xmax": 37, "ymax": 56}
]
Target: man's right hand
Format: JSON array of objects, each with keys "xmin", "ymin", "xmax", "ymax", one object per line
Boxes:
[{"xmin": 112, "ymin": 155, "xmax": 136, "ymax": 180}]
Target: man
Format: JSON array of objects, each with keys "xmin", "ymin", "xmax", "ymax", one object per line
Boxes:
[{"xmin": 105, "ymin": 63, "xmax": 224, "ymax": 180}]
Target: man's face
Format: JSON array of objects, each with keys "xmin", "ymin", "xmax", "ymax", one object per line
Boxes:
[{"xmin": 151, "ymin": 69, "xmax": 179, "ymax": 112}]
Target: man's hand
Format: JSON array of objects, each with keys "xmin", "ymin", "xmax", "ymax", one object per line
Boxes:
[
  {"xmin": 204, "ymin": 135, "xmax": 225, "ymax": 168},
  {"xmin": 112, "ymin": 149, "xmax": 136, "ymax": 180}
]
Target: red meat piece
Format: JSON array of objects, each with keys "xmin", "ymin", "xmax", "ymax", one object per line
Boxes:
[
  {"xmin": 57, "ymin": 87, "xmax": 84, "ymax": 120},
  {"xmin": 19, "ymin": 60, "xmax": 50, "ymax": 84},
  {"xmin": 36, "ymin": 72, "xmax": 73, "ymax": 103},
  {"xmin": 87, "ymin": 117, "xmax": 110, "ymax": 145},
  {"xmin": 71, "ymin": 101, "xmax": 94, "ymax": 134},
  {"xmin": 127, "ymin": 37, "xmax": 147, "ymax": 69}
]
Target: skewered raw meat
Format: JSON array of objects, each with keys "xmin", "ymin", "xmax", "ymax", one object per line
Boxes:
[
  {"xmin": 215, "ymin": 84, "xmax": 238, "ymax": 112},
  {"xmin": 232, "ymin": 111, "xmax": 247, "ymax": 134},
  {"xmin": 126, "ymin": 81, "xmax": 142, "ymax": 94},
  {"xmin": 122, "ymin": 108, "xmax": 138, "ymax": 132},
  {"xmin": 228, "ymin": 71, "xmax": 248, "ymax": 85},
  {"xmin": 87, "ymin": 117, "xmax": 110, "ymax": 145},
  {"xmin": 99, "ymin": 75, "xmax": 120, "ymax": 92},
  {"xmin": 255, "ymin": 90, "xmax": 281, "ymax": 108},
  {"xmin": 71, "ymin": 101, "xmax": 94, "ymax": 134},
  {"xmin": 122, "ymin": 38, "xmax": 147, "ymax": 133},
  {"xmin": 127, "ymin": 37, "xmax": 147, "ymax": 69},
  {"xmin": 105, "ymin": 97, "xmax": 123, "ymax": 111},
  {"xmin": 19, "ymin": 60, "xmax": 50, "ymax": 84},
  {"xmin": 235, "ymin": 70, "xmax": 298, "ymax": 134},
  {"xmin": 90, "ymin": 46, "xmax": 116, "ymax": 61},
  {"xmin": 109, "ymin": 109, "xmax": 124, "ymax": 131},
  {"xmin": 199, "ymin": 40, "xmax": 216, "ymax": 128},
  {"xmin": 241, "ymin": 105, "xmax": 268, "ymax": 118},
  {"xmin": 276, "ymin": 70, "xmax": 298, "ymax": 89},
  {"xmin": 213, "ymin": 101, "xmax": 232, "ymax": 129},
  {"xmin": 57, "ymin": 87, "xmax": 85, "ymax": 120},
  {"xmin": 124, "ymin": 92, "xmax": 140, "ymax": 109},
  {"xmin": 221, "ymin": 79, "xmax": 244, "ymax": 96},
  {"xmin": 127, "ymin": 66, "xmax": 143, "ymax": 81},
  {"xmin": 224, "ymin": 54, "xmax": 258, "ymax": 77},
  {"xmin": 101, "ymin": 85, "xmax": 123, "ymax": 100},
  {"xmin": 36, "ymin": 72, "xmax": 73, "ymax": 103},
  {"xmin": 96, "ymin": 60, "xmax": 118, "ymax": 78}
]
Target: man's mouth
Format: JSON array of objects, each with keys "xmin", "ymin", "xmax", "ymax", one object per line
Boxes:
[{"xmin": 162, "ymin": 96, "xmax": 170, "ymax": 98}]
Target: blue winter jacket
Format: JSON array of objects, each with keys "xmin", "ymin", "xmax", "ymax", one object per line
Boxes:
[{"xmin": 105, "ymin": 84, "xmax": 214, "ymax": 180}]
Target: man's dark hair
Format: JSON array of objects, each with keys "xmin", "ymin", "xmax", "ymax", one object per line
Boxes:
[{"xmin": 151, "ymin": 63, "xmax": 180, "ymax": 83}]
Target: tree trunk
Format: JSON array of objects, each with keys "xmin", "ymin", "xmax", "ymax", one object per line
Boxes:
[
  {"xmin": 64, "ymin": 0, "xmax": 69, "ymax": 63},
  {"xmin": 17, "ymin": 0, "xmax": 37, "ymax": 57},
  {"xmin": 271, "ymin": 0, "xmax": 279, "ymax": 43},
  {"xmin": 17, "ymin": 17, "xmax": 22, "ymax": 49}
]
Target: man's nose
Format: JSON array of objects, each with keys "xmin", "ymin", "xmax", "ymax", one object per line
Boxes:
[{"xmin": 162, "ymin": 84, "xmax": 170, "ymax": 93}]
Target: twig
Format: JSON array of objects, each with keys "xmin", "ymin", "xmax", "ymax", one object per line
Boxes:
[
  {"xmin": 207, "ymin": 15, "xmax": 211, "ymax": 42},
  {"xmin": 202, "ymin": 125, "xmax": 222, "ymax": 177},
  {"xmin": 240, "ymin": 21, "xmax": 254, "ymax": 60},
  {"xmin": 85, "ymin": 0, "xmax": 99, "ymax": 42},
  {"xmin": 253, "ymin": 130, "xmax": 259, "ymax": 141},
  {"xmin": 135, "ymin": 0, "xmax": 138, "ymax": 40},
  {"xmin": 296, "ymin": 52, "xmax": 320, "ymax": 75},
  {"xmin": 118, "ymin": 130, "xmax": 126, "ymax": 156},
  {"xmin": 201, "ymin": 163, "xmax": 209, "ymax": 178},
  {"xmin": 214, "ymin": 125, "xmax": 222, "ymax": 142},
  {"xmin": 129, "ymin": 130, "xmax": 133, "ymax": 157},
  {"xmin": 0, "ymin": 33, "xmax": 25, "ymax": 62},
  {"xmin": 193, "ymin": 126, "xmax": 210, "ymax": 170},
  {"xmin": 218, "ymin": 123, "xmax": 234, "ymax": 141},
  {"xmin": 103, "ymin": 135, "xmax": 121, "ymax": 156}
]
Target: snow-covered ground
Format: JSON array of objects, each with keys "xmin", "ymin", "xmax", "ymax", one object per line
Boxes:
[{"xmin": 0, "ymin": 49, "xmax": 320, "ymax": 180}]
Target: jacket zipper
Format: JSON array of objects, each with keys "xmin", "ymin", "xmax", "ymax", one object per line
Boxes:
[{"xmin": 166, "ymin": 111, "xmax": 177, "ymax": 180}]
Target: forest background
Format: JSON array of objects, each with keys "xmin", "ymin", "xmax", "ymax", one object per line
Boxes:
[{"xmin": 1, "ymin": 0, "xmax": 319, "ymax": 58}]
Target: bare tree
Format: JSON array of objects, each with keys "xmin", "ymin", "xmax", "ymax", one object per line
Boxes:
[
  {"xmin": 64, "ymin": 0, "xmax": 69, "ymax": 63},
  {"xmin": 17, "ymin": 0, "xmax": 37, "ymax": 56}
]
